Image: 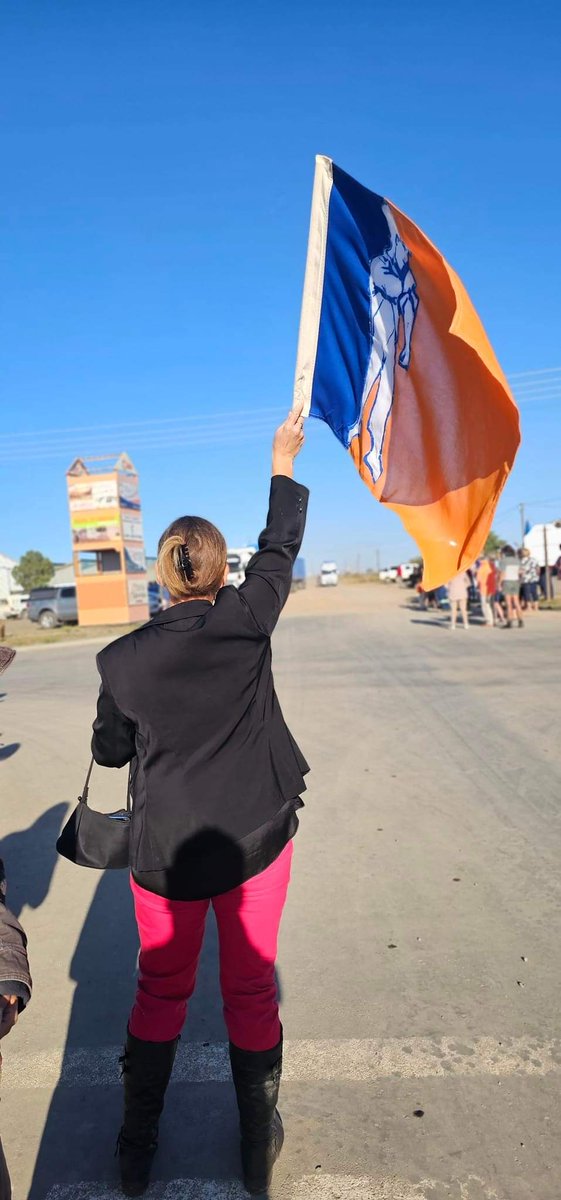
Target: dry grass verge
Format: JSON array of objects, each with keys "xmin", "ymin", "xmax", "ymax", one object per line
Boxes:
[{"xmin": 2, "ymin": 618, "xmax": 141, "ymax": 649}]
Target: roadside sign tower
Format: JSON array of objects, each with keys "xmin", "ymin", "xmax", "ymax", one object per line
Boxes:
[{"xmin": 66, "ymin": 453, "xmax": 149, "ymax": 626}]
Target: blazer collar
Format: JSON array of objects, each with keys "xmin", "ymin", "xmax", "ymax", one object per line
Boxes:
[{"xmin": 150, "ymin": 599, "xmax": 213, "ymax": 625}]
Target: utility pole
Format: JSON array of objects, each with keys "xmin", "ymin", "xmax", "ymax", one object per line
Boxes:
[
  {"xmin": 375, "ymin": 547, "xmax": 380, "ymax": 574},
  {"xmin": 519, "ymin": 503, "xmax": 526, "ymax": 547}
]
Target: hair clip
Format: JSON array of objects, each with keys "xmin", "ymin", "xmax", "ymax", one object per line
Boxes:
[{"xmin": 178, "ymin": 544, "xmax": 194, "ymax": 581}]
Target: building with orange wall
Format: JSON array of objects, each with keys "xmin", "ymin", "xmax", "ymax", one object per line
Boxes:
[{"xmin": 66, "ymin": 453, "xmax": 149, "ymax": 626}]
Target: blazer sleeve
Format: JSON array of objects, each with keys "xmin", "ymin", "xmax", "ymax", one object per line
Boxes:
[
  {"xmin": 238, "ymin": 475, "xmax": 309, "ymax": 636},
  {"xmin": 91, "ymin": 654, "xmax": 136, "ymax": 768}
]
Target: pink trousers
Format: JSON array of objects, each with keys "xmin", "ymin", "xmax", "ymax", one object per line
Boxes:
[{"xmin": 129, "ymin": 841, "xmax": 293, "ymax": 1051}]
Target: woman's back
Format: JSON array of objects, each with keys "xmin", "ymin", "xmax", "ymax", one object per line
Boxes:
[{"xmin": 92, "ymin": 475, "xmax": 310, "ymax": 877}]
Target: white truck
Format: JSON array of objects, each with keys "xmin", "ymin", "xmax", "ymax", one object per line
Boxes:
[
  {"xmin": 319, "ymin": 561, "xmax": 338, "ymax": 587},
  {"xmin": 523, "ymin": 522, "xmax": 561, "ymax": 567},
  {"xmin": 400, "ymin": 562, "xmax": 418, "ymax": 582},
  {"xmin": 226, "ymin": 547, "xmax": 256, "ymax": 589},
  {"xmin": 379, "ymin": 562, "xmax": 417, "ymax": 583}
]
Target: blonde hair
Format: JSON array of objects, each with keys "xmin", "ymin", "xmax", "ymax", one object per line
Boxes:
[{"xmin": 157, "ymin": 516, "xmax": 227, "ymax": 601}]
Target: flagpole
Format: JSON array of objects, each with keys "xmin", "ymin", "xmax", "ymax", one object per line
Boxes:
[
  {"xmin": 519, "ymin": 503, "xmax": 526, "ymax": 547},
  {"xmin": 293, "ymin": 156, "xmax": 333, "ymax": 417}
]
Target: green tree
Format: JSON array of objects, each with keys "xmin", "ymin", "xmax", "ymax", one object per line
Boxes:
[
  {"xmin": 13, "ymin": 550, "xmax": 54, "ymax": 591},
  {"xmin": 483, "ymin": 529, "xmax": 503, "ymax": 556}
]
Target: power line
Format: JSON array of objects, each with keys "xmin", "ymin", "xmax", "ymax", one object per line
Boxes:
[
  {"xmin": 515, "ymin": 395, "xmax": 561, "ymax": 407},
  {"xmin": 0, "ymin": 405, "xmax": 285, "ymax": 444},
  {"xmin": 0, "ymin": 366, "xmax": 557, "ymax": 464},
  {"xmin": 512, "ymin": 380, "xmax": 561, "ymax": 395},
  {"xmin": 508, "ymin": 366, "xmax": 561, "ymax": 379},
  {"xmin": 0, "ymin": 425, "xmax": 279, "ymax": 465},
  {"xmin": 511, "ymin": 386, "xmax": 561, "ymax": 400},
  {"xmin": 0, "ymin": 410, "xmax": 321, "ymax": 465},
  {"xmin": 0, "ymin": 415, "xmax": 279, "ymax": 455},
  {"xmin": 0, "ymin": 369, "xmax": 556, "ymax": 450},
  {"xmin": 521, "ymin": 497, "xmax": 561, "ymax": 507},
  {"xmin": 511, "ymin": 371, "xmax": 561, "ymax": 384},
  {"xmin": 0, "ymin": 410, "xmax": 285, "ymax": 461}
]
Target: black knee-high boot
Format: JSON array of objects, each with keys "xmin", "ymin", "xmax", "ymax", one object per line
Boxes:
[
  {"xmin": 117, "ymin": 1029, "xmax": 179, "ymax": 1197},
  {"xmin": 229, "ymin": 1035, "xmax": 284, "ymax": 1195}
]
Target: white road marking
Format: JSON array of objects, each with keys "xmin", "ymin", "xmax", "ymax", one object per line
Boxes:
[
  {"xmin": 45, "ymin": 1173, "xmax": 506, "ymax": 1200},
  {"xmin": 291, "ymin": 1175, "xmax": 505, "ymax": 1200},
  {"xmin": 45, "ymin": 1184, "xmax": 246, "ymax": 1200},
  {"xmin": 4, "ymin": 1034, "xmax": 560, "ymax": 1090}
]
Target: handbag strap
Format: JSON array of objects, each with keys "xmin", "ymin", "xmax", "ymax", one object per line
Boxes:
[
  {"xmin": 81, "ymin": 757, "xmax": 95, "ymax": 806},
  {"xmin": 81, "ymin": 757, "xmax": 133, "ymax": 812}
]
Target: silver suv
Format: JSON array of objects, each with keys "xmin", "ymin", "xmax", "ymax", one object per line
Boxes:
[{"xmin": 28, "ymin": 585, "xmax": 78, "ymax": 629}]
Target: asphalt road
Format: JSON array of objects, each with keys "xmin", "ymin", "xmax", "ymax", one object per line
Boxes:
[{"xmin": 1, "ymin": 586, "xmax": 560, "ymax": 1200}]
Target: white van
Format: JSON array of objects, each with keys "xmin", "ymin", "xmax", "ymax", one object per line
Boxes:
[
  {"xmin": 0, "ymin": 592, "xmax": 28, "ymax": 619},
  {"xmin": 319, "ymin": 561, "xmax": 338, "ymax": 587}
]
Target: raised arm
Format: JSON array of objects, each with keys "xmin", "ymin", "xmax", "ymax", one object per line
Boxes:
[{"xmin": 238, "ymin": 407, "xmax": 308, "ymax": 635}]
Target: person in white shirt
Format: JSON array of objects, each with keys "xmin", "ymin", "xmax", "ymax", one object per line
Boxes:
[{"xmin": 498, "ymin": 545, "xmax": 524, "ymax": 628}]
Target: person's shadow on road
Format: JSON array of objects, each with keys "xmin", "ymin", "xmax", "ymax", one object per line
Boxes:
[
  {"xmin": 0, "ymin": 805, "xmax": 68, "ymax": 919},
  {"xmin": 0, "ymin": 743, "xmax": 20, "ymax": 761},
  {"xmin": 28, "ymin": 832, "xmax": 283, "ymax": 1198}
]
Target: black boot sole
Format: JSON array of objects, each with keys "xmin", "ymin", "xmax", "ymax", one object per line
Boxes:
[
  {"xmin": 121, "ymin": 1181, "xmax": 150, "ymax": 1199},
  {"xmin": 118, "ymin": 1142, "xmax": 156, "ymax": 1197},
  {"xmin": 242, "ymin": 1111, "xmax": 284, "ymax": 1195},
  {"xmin": 120, "ymin": 1166, "xmax": 153, "ymax": 1198}
]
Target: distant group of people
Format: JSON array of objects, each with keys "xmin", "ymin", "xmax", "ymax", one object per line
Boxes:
[
  {"xmin": 475, "ymin": 547, "xmax": 526, "ymax": 629},
  {"xmin": 416, "ymin": 543, "xmax": 560, "ymax": 630}
]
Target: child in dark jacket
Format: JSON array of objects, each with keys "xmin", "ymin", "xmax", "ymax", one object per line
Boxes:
[
  {"xmin": 0, "ymin": 860, "xmax": 32, "ymax": 1199},
  {"xmin": 0, "ymin": 647, "xmax": 32, "ymax": 1198}
]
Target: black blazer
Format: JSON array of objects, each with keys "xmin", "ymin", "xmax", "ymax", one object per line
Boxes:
[{"xmin": 92, "ymin": 475, "xmax": 310, "ymax": 873}]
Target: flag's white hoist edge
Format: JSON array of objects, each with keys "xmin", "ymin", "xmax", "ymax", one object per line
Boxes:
[{"xmin": 293, "ymin": 156, "xmax": 333, "ymax": 418}]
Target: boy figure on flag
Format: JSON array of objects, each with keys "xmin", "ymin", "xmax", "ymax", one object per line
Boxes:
[{"xmin": 347, "ymin": 204, "xmax": 419, "ymax": 483}]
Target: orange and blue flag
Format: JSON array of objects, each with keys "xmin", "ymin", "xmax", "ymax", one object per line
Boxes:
[{"xmin": 293, "ymin": 157, "xmax": 521, "ymax": 588}]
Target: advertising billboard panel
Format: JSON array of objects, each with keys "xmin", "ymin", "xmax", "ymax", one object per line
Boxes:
[
  {"xmin": 124, "ymin": 545, "xmax": 147, "ymax": 574},
  {"xmin": 71, "ymin": 516, "xmax": 121, "ymax": 544},
  {"xmin": 128, "ymin": 578, "xmax": 148, "ymax": 606},
  {"xmin": 68, "ymin": 479, "xmax": 119, "ymax": 511}
]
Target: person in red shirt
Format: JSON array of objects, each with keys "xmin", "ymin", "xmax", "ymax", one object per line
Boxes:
[
  {"xmin": 476, "ymin": 558, "xmax": 493, "ymax": 626},
  {"xmin": 477, "ymin": 557, "xmax": 503, "ymax": 627}
]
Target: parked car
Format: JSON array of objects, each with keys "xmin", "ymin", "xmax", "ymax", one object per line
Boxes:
[
  {"xmin": 16, "ymin": 592, "xmax": 30, "ymax": 618},
  {"xmin": 148, "ymin": 581, "xmax": 166, "ymax": 617},
  {"xmin": 319, "ymin": 561, "xmax": 338, "ymax": 587},
  {"xmin": 27, "ymin": 585, "xmax": 78, "ymax": 628}
]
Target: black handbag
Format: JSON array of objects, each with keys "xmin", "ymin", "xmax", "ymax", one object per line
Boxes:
[{"xmin": 56, "ymin": 757, "xmax": 133, "ymax": 870}]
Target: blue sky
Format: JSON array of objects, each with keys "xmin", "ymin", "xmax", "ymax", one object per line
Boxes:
[{"xmin": 1, "ymin": 0, "xmax": 560, "ymax": 572}]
